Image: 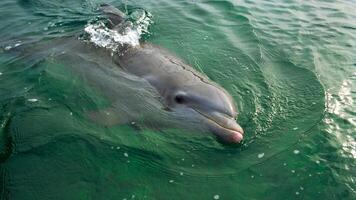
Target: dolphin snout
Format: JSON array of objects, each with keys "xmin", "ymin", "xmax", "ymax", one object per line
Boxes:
[
  {"xmin": 196, "ymin": 110, "xmax": 244, "ymax": 143},
  {"xmin": 217, "ymin": 121, "xmax": 244, "ymax": 143},
  {"xmin": 210, "ymin": 114, "xmax": 244, "ymax": 143}
]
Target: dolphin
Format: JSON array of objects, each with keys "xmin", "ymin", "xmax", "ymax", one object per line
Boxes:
[
  {"xmin": 95, "ymin": 4, "xmax": 244, "ymax": 143},
  {"xmin": 13, "ymin": 4, "xmax": 244, "ymax": 143}
]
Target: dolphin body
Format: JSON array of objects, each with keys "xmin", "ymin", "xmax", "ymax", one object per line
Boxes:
[
  {"xmin": 94, "ymin": 4, "xmax": 244, "ymax": 143},
  {"xmin": 18, "ymin": 4, "xmax": 244, "ymax": 143}
]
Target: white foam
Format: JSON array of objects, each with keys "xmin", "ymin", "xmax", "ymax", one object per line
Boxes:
[{"xmin": 84, "ymin": 9, "xmax": 152, "ymax": 51}]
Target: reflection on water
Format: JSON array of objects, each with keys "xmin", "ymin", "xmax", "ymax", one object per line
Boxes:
[{"xmin": 326, "ymin": 73, "xmax": 356, "ymax": 159}]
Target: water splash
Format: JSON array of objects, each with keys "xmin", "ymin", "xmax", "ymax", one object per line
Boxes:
[{"xmin": 84, "ymin": 9, "xmax": 152, "ymax": 51}]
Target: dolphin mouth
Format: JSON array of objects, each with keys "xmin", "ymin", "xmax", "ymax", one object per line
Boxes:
[{"xmin": 194, "ymin": 109, "xmax": 244, "ymax": 143}]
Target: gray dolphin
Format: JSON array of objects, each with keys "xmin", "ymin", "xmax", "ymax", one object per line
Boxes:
[
  {"xmin": 16, "ymin": 4, "xmax": 244, "ymax": 143},
  {"xmin": 96, "ymin": 4, "xmax": 244, "ymax": 143}
]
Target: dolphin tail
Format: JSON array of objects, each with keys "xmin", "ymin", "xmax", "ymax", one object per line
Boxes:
[{"xmin": 99, "ymin": 4, "xmax": 126, "ymax": 28}]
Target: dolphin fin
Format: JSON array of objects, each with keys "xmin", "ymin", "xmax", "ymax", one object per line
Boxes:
[
  {"xmin": 86, "ymin": 107, "xmax": 129, "ymax": 126},
  {"xmin": 99, "ymin": 4, "xmax": 126, "ymax": 28}
]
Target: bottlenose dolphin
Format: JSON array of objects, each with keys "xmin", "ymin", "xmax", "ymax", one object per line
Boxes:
[
  {"xmin": 95, "ymin": 4, "xmax": 244, "ymax": 143},
  {"xmin": 13, "ymin": 4, "xmax": 244, "ymax": 143}
]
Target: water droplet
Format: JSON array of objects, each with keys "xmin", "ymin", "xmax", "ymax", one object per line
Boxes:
[
  {"xmin": 316, "ymin": 160, "xmax": 320, "ymax": 164},
  {"xmin": 291, "ymin": 170, "xmax": 295, "ymax": 173},
  {"xmin": 116, "ymin": 146, "xmax": 120, "ymax": 150},
  {"xmin": 213, "ymin": 195, "xmax": 220, "ymax": 199},
  {"xmin": 345, "ymin": 164, "xmax": 349, "ymax": 170},
  {"xmin": 27, "ymin": 98, "xmax": 38, "ymax": 102},
  {"xmin": 293, "ymin": 150, "xmax": 300, "ymax": 154},
  {"xmin": 180, "ymin": 172, "xmax": 184, "ymax": 176},
  {"xmin": 258, "ymin": 153, "xmax": 265, "ymax": 158},
  {"xmin": 4, "ymin": 46, "xmax": 12, "ymax": 50},
  {"xmin": 124, "ymin": 152, "xmax": 129, "ymax": 157},
  {"xmin": 169, "ymin": 180, "xmax": 174, "ymax": 183},
  {"xmin": 293, "ymin": 127, "xmax": 298, "ymax": 130},
  {"xmin": 296, "ymin": 192, "xmax": 300, "ymax": 195}
]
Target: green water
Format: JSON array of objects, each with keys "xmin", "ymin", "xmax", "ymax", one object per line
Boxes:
[{"xmin": 0, "ymin": 0, "xmax": 355, "ymax": 199}]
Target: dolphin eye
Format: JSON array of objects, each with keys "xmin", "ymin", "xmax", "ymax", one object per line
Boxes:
[{"xmin": 174, "ymin": 95, "xmax": 185, "ymax": 104}]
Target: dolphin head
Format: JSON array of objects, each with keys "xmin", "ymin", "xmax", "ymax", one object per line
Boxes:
[{"xmin": 166, "ymin": 83, "xmax": 244, "ymax": 143}]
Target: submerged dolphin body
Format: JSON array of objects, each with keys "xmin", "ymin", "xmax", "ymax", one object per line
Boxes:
[{"xmin": 96, "ymin": 4, "xmax": 244, "ymax": 143}]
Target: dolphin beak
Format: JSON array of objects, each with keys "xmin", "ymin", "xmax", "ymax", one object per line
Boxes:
[{"xmin": 196, "ymin": 110, "xmax": 244, "ymax": 143}]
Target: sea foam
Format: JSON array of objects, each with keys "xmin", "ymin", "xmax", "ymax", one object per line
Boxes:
[{"xmin": 84, "ymin": 9, "xmax": 152, "ymax": 51}]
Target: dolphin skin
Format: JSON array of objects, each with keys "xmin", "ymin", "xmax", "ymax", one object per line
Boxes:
[{"xmin": 98, "ymin": 4, "xmax": 244, "ymax": 143}]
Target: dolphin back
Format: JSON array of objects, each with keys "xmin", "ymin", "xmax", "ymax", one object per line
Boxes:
[{"xmin": 99, "ymin": 4, "xmax": 126, "ymax": 28}]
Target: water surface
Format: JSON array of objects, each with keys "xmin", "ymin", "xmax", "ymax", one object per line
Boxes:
[{"xmin": 0, "ymin": 0, "xmax": 355, "ymax": 199}]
